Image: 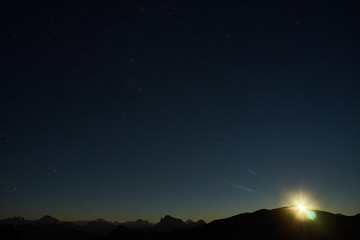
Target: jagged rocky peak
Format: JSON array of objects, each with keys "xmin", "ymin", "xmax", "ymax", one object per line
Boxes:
[
  {"xmin": 159, "ymin": 215, "xmax": 185, "ymax": 225},
  {"xmin": 185, "ymin": 219, "xmax": 206, "ymax": 228},
  {"xmin": 156, "ymin": 215, "xmax": 207, "ymax": 232},
  {"xmin": 122, "ymin": 219, "xmax": 154, "ymax": 231},
  {"xmin": 161, "ymin": 215, "xmax": 183, "ymax": 222},
  {"xmin": 185, "ymin": 219, "xmax": 194, "ymax": 224},
  {"xmin": 196, "ymin": 219, "xmax": 206, "ymax": 225}
]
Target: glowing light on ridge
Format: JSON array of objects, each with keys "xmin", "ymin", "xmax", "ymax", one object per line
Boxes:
[
  {"xmin": 282, "ymin": 190, "xmax": 318, "ymax": 221},
  {"xmin": 298, "ymin": 205, "xmax": 306, "ymax": 212}
]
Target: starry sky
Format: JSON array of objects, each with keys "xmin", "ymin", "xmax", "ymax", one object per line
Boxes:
[{"xmin": 1, "ymin": 0, "xmax": 360, "ymax": 223}]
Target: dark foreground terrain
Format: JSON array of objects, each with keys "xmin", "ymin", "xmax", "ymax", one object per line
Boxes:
[{"xmin": 1, "ymin": 207, "xmax": 360, "ymax": 240}]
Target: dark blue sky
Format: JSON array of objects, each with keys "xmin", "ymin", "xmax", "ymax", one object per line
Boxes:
[{"xmin": 1, "ymin": 0, "xmax": 359, "ymax": 222}]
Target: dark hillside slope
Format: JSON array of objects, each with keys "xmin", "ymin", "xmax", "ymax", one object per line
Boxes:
[{"xmin": 162, "ymin": 207, "xmax": 360, "ymax": 240}]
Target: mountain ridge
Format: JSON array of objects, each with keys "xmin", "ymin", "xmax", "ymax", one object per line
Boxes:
[
  {"xmin": 0, "ymin": 214, "xmax": 206, "ymax": 233},
  {"xmin": 1, "ymin": 207, "xmax": 360, "ymax": 240}
]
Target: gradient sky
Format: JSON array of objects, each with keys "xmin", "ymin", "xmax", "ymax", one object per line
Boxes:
[{"xmin": 1, "ymin": 0, "xmax": 360, "ymax": 223}]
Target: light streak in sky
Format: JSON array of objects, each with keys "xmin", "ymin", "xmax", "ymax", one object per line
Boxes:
[
  {"xmin": 224, "ymin": 181, "xmax": 256, "ymax": 192},
  {"xmin": 248, "ymin": 168, "xmax": 257, "ymax": 176}
]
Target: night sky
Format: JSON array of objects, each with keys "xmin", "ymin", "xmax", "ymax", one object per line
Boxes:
[{"xmin": 1, "ymin": 0, "xmax": 360, "ymax": 223}]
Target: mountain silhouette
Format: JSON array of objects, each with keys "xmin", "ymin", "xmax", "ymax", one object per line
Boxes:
[
  {"xmin": 0, "ymin": 217, "xmax": 31, "ymax": 225},
  {"xmin": 0, "ymin": 224, "xmax": 95, "ymax": 240},
  {"xmin": 155, "ymin": 215, "xmax": 188, "ymax": 232},
  {"xmin": 122, "ymin": 219, "xmax": 154, "ymax": 231},
  {"xmin": 0, "ymin": 215, "xmax": 117, "ymax": 240},
  {"xmin": 162, "ymin": 207, "xmax": 360, "ymax": 240},
  {"xmin": 81, "ymin": 219, "xmax": 117, "ymax": 235},
  {"xmin": 185, "ymin": 219, "xmax": 207, "ymax": 228},
  {"xmin": 35, "ymin": 215, "xmax": 60, "ymax": 226},
  {"xmin": 1, "ymin": 208, "xmax": 360, "ymax": 240}
]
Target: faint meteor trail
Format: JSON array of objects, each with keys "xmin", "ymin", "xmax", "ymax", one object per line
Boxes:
[
  {"xmin": 224, "ymin": 181, "xmax": 256, "ymax": 192},
  {"xmin": 248, "ymin": 168, "xmax": 257, "ymax": 176}
]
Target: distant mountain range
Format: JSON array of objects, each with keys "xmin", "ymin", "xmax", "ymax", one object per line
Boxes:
[
  {"xmin": 0, "ymin": 214, "xmax": 205, "ymax": 239},
  {"xmin": 1, "ymin": 207, "xmax": 360, "ymax": 240}
]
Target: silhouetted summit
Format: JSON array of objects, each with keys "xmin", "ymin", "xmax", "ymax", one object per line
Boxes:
[
  {"xmin": 162, "ymin": 207, "xmax": 360, "ymax": 240},
  {"xmin": 35, "ymin": 215, "xmax": 60, "ymax": 225},
  {"xmin": 186, "ymin": 219, "xmax": 206, "ymax": 228},
  {"xmin": 156, "ymin": 215, "xmax": 187, "ymax": 232},
  {"xmin": 153, "ymin": 215, "xmax": 206, "ymax": 232},
  {"xmin": 0, "ymin": 217, "xmax": 31, "ymax": 225},
  {"xmin": 122, "ymin": 219, "xmax": 154, "ymax": 231},
  {"xmin": 81, "ymin": 219, "xmax": 116, "ymax": 235}
]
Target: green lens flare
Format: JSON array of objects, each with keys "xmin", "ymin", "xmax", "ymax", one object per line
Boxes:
[{"xmin": 306, "ymin": 210, "xmax": 316, "ymax": 220}]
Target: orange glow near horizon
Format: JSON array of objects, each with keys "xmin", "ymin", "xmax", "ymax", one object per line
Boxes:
[
  {"xmin": 282, "ymin": 190, "xmax": 318, "ymax": 221},
  {"xmin": 298, "ymin": 204, "xmax": 306, "ymax": 212}
]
